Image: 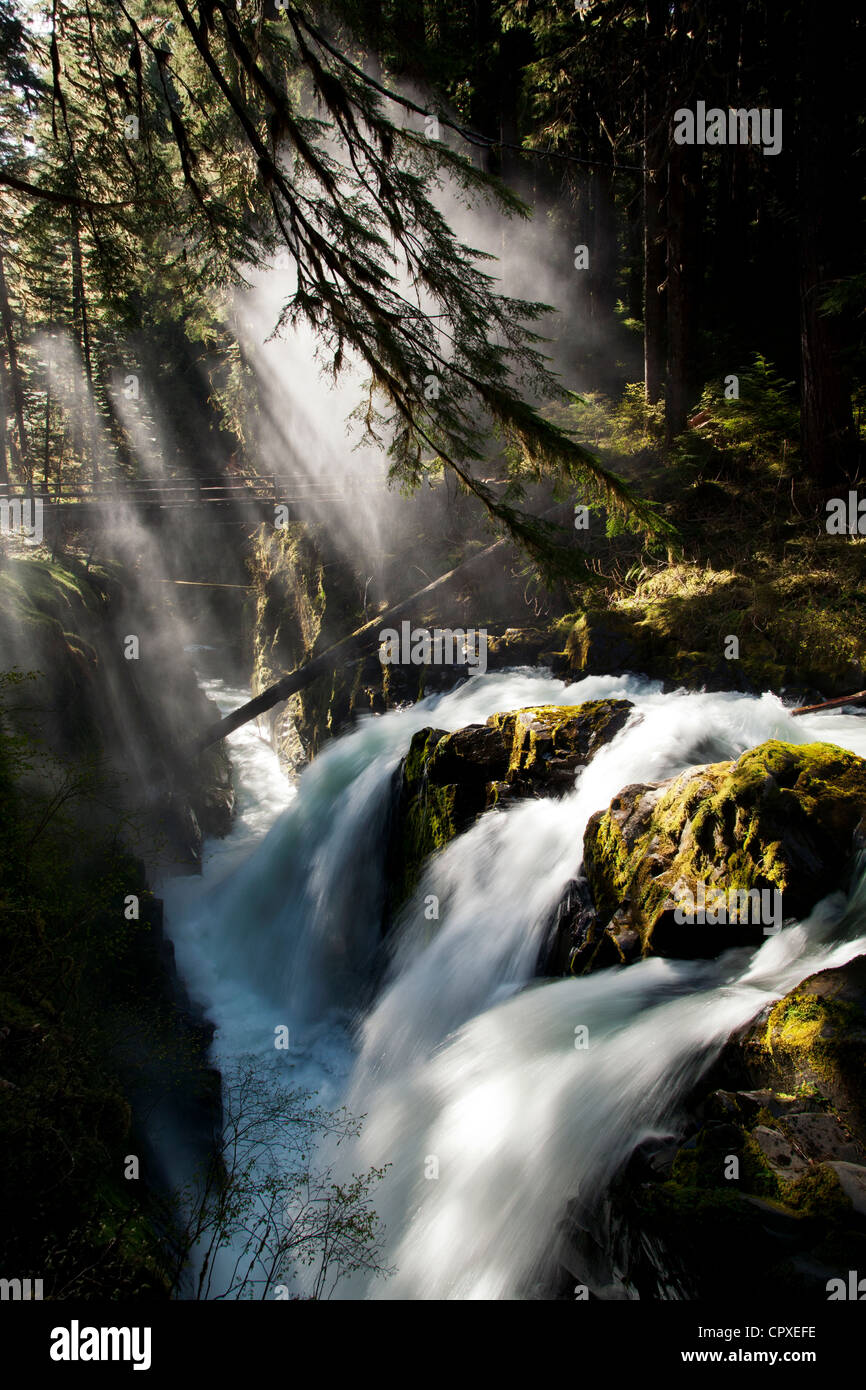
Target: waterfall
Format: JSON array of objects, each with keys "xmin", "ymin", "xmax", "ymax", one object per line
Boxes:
[{"xmin": 161, "ymin": 670, "xmax": 866, "ymax": 1299}]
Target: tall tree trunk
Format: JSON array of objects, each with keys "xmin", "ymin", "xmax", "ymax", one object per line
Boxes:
[
  {"xmin": 663, "ymin": 1, "xmax": 702, "ymax": 441},
  {"xmin": 665, "ymin": 138, "xmax": 702, "ymax": 441},
  {"xmin": 94, "ymin": 357, "xmax": 134, "ymax": 472},
  {"xmin": 590, "ymin": 164, "xmax": 616, "ymax": 325},
  {"xmin": 390, "ymin": 0, "xmax": 428, "ymax": 75},
  {"xmin": 711, "ymin": 5, "xmax": 745, "ymax": 332},
  {"xmin": 0, "ymin": 348, "xmax": 9, "ymax": 487},
  {"xmin": 70, "ymin": 208, "xmax": 97, "ymax": 482},
  {"xmin": 0, "ymin": 242, "xmax": 29, "ymax": 485},
  {"xmin": 643, "ymin": 0, "xmax": 667, "ymax": 404},
  {"xmin": 496, "ymin": 23, "xmax": 524, "ymax": 189},
  {"xmin": 42, "ymin": 374, "xmax": 52, "ymax": 492},
  {"xmin": 797, "ymin": 4, "xmax": 858, "ymax": 489}
]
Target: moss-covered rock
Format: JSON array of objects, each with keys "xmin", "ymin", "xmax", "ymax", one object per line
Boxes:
[
  {"xmin": 737, "ymin": 956, "xmax": 866, "ymax": 1146},
  {"xmin": 485, "ymin": 627, "xmax": 554, "ymax": 669},
  {"xmin": 578, "ymin": 740, "xmax": 866, "ymax": 969},
  {"xmin": 386, "ymin": 700, "xmax": 634, "ymax": 916},
  {"xmin": 559, "ymin": 560, "xmax": 866, "ymax": 699},
  {"xmin": 565, "ymin": 609, "xmax": 645, "ymax": 677},
  {"xmin": 582, "ymin": 955, "xmax": 866, "ymax": 1300},
  {"xmin": 490, "ymin": 700, "xmax": 635, "ymax": 793}
]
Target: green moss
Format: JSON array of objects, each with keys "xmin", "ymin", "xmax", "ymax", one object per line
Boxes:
[
  {"xmin": 248, "ymin": 521, "xmax": 375, "ymax": 759},
  {"xmin": 488, "ymin": 700, "xmax": 633, "ymax": 783},
  {"xmin": 757, "ymin": 989, "xmax": 864, "ymax": 1101},
  {"xmin": 390, "ymin": 728, "xmax": 458, "ymax": 905},
  {"xmin": 390, "ymin": 702, "xmax": 634, "ymax": 916},
  {"xmin": 785, "ymin": 1164, "xmax": 849, "ymax": 1221},
  {"xmin": 584, "ymin": 740, "xmax": 866, "ymax": 955},
  {"xmin": 667, "ymin": 1122, "xmax": 782, "ymax": 1199},
  {"xmin": 740, "ymin": 1132, "xmax": 785, "ymax": 1199}
]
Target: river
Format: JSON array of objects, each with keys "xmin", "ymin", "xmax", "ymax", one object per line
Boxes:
[{"xmin": 160, "ymin": 669, "xmax": 866, "ymax": 1299}]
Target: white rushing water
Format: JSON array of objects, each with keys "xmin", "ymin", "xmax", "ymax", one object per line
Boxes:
[{"xmin": 161, "ymin": 670, "xmax": 866, "ymax": 1300}]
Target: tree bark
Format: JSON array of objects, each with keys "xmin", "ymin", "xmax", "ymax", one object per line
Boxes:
[
  {"xmin": 590, "ymin": 164, "xmax": 616, "ymax": 325},
  {"xmin": 0, "ymin": 242, "xmax": 29, "ymax": 484},
  {"xmin": 665, "ymin": 137, "xmax": 702, "ymax": 441},
  {"xmin": 643, "ymin": 0, "xmax": 667, "ymax": 405},
  {"xmin": 797, "ymin": 2, "xmax": 858, "ymax": 489},
  {"xmin": 791, "ymin": 690, "xmax": 866, "ymax": 717},
  {"xmin": 70, "ymin": 208, "xmax": 97, "ymax": 482},
  {"xmin": 0, "ymin": 347, "xmax": 10, "ymax": 487},
  {"xmin": 658, "ymin": 0, "xmax": 703, "ymax": 442}
]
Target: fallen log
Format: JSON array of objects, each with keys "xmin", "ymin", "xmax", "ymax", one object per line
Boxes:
[
  {"xmin": 193, "ymin": 532, "xmax": 510, "ymax": 753},
  {"xmin": 790, "ymin": 690, "xmax": 866, "ymax": 717}
]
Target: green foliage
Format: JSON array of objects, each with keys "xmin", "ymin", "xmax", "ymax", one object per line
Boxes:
[
  {"xmin": 564, "ymin": 385, "xmax": 665, "ymax": 456},
  {"xmin": 0, "ymin": 0, "xmax": 669, "ymax": 573},
  {"xmin": 683, "ymin": 355, "xmax": 800, "ymax": 461}
]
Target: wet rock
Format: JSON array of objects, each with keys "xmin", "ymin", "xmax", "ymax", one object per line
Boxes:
[
  {"xmin": 785, "ymin": 1113, "xmax": 862, "ymax": 1164},
  {"xmin": 826, "ymin": 1162, "xmax": 866, "ymax": 1215},
  {"xmin": 536, "ymin": 877, "xmax": 597, "ymax": 976},
  {"xmin": 752, "ymin": 1124, "xmax": 810, "ymax": 1178},
  {"xmin": 727, "ymin": 1088, "xmax": 821, "ymax": 1122},
  {"xmin": 590, "ymin": 955, "xmax": 866, "ymax": 1300},
  {"xmin": 489, "ymin": 701, "xmax": 635, "ymax": 795},
  {"xmin": 736, "ymin": 954, "xmax": 866, "ymax": 1146},
  {"xmin": 564, "ymin": 609, "xmax": 643, "ymax": 676},
  {"xmin": 191, "ymin": 739, "xmax": 235, "ymax": 838},
  {"xmin": 385, "ymin": 699, "xmax": 634, "ymax": 918},
  {"xmin": 485, "ymin": 627, "xmax": 553, "ymax": 670},
  {"xmin": 579, "ymin": 740, "xmax": 866, "ymax": 970}
]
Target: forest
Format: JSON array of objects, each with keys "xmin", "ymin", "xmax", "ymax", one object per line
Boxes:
[{"xmin": 1, "ymin": 0, "xmax": 866, "ymax": 1352}]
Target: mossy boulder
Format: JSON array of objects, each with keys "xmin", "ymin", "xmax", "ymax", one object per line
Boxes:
[
  {"xmin": 485, "ymin": 627, "xmax": 553, "ymax": 669},
  {"xmin": 565, "ymin": 609, "xmax": 644, "ymax": 676},
  {"xmin": 386, "ymin": 699, "xmax": 634, "ymax": 916},
  {"xmin": 558, "ymin": 560, "xmax": 866, "ymax": 698},
  {"xmin": 736, "ymin": 955, "xmax": 866, "ymax": 1146},
  {"xmin": 583, "ymin": 955, "xmax": 866, "ymax": 1300},
  {"xmin": 578, "ymin": 741, "xmax": 866, "ymax": 969}
]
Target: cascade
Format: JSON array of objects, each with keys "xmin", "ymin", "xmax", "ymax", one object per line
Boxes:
[{"xmin": 161, "ymin": 670, "xmax": 866, "ymax": 1299}]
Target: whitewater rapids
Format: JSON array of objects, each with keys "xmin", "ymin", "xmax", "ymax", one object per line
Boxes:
[{"xmin": 161, "ymin": 671, "xmax": 866, "ymax": 1299}]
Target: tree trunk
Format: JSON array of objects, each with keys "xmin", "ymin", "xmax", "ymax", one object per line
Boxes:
[
  {"xmin": 663, "ymin": 0, "xmax": 702, "ymax": 443},
  {"xmin": 797, "ymin": 6, "xmax": 858, "ymax": 489},
  {"xmin": 590, "ymin": 164, "xmax": 616, "ymax": 326},
  {"xmin": 42, "ymin": 373, "xmax": 52, "ymax": 492},
  {"xmin": 390, "ymin": 0, "xmax": 428, "ymax": 75},
  {"xmin": 711, "ymin": 5, "xmax": 745, "ymax": 330},
  {"xmin": 0, "ymin": 242, "xmax": 29, "ymax": 484},
  {"xmin": 665, "ymin": 137, "xmax": 702, "ymax": 441},
  {"xmin": 0, "ymin": 348, "xmax": 9, "ymax": 487},
  {"xmin": 70, "ymin": 208, "xmax": 97, "ymax": 482},
  {"xmin": 642, "ymin": 0, "xmax": 667, "ymax": 405}
]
